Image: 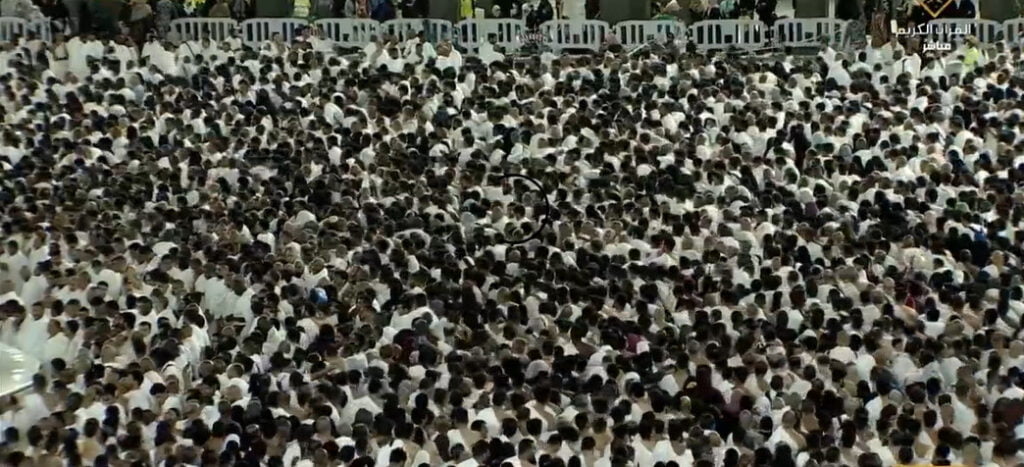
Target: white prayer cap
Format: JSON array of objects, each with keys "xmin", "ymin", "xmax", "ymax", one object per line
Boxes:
[
  {"xmin": 162, "ymin": 364, "xmax": 183, "ymax": 382},
  {"xmin": 143, "ymin": 370, "xmax": 165, "ymax": 385},
  {"xmin": 227, "ymin": 377, "xmax": 249, "ymax": 394},
  {"xmin": 370, "ymin": 358, "xmax": 388, "ymax": 373},
  {"xmin": 346, "ymin": 353, "xmax": 368, "ymax": 372},
  {"xmin": 525, "ymin": 360, "xmax": 551, "ymax": 380},
  {"xmin": 0, "ymin": 292, "xmax": 21, "ymax": 305}
]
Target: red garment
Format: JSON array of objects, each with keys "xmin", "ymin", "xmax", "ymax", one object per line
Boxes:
[{"xmin": 626, "ymin": 333, "xmax": 643, "ymax": 354}]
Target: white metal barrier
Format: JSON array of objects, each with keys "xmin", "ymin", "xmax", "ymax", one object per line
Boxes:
[
  {"xmin": 170, "ymin": 18, "xmax": 238, "ymax": 42},
  {"xmin": 382, "ymin": 18, "xmax": 425, "ymax": 41},
  {"xmin": 974, "ymin": 19, "xmax": 1002, "ymax": 43},
  {"xmin": 382, "ymin": 19, "xmax": 454, "ymax": 43},
  {"xmin": 689, "ymin": 20, "xmax": 768, "ymax": 50},
  {"xmin": 3, "ymin": 16, "xmax": 1024, "ymax": 52},
  {"xmin": 615, "ymin": 20, "xmax": 684, "ymax": 48},
  {"xmin": 314, "ymin": 18, "xmax": 379, "ymax": 48},
  {"xmin": 924, "ymin": 19, "xmax": 1002, "ymax": 45},
  {"xmin": 541, "ymin": 20, "xmax": 609, "ymax": 52},
  {"xmin": 26, "ymin": 20, "xmax": 50, "ymax": 41},
  {"xmin": 774, "ymin": 19, "xmax": 847, "ymax": 47},
  {"xmin": 1006, "ymin": 19, "xmax": 1024, "ymax": 45},
  {"xmin": 426, "ymin": 19, "xmax": 455, "ymax": 43},
  {"xmin": 455, "ymin": 19, "xmax": 525, "ymax": 53},
  {"xmin": 240, "ymin": 18, "xmax": 309, "ymax": 47},
  {"xmin": 0, "ymin": 17, "xmax": 25, "ymax": 42}
]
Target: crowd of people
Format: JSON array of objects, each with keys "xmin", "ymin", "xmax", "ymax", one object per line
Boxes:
[
  {"xmin": 1, "ymin": 0, "xmax": 1024, "ymax": 466},
  {"xmin": 3, "ymin": 0, "xmax": 602, "ymax": 44},
  {"xmin": 652, "ymin": 0, "xmax": 781, "ymax": 26}
]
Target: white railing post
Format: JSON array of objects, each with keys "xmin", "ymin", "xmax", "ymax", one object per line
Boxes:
[
  {"xmin": 689, "ymin": 19, "xmax": 767, "ymax": 51},
  {"xmin": 540, "ymin": 20, "xmax": 609, "ymax": 52},
  {"xmin": 0, "ymin": 15, "xmax": 1023, "ymax": 50},
  {"xmin": 455, "ymin": 19, "xmax": 525, "ymax": 54},
  {"xmin": 1007, "ymin": 19, "xmax": 1024, "ymax": 46},
  {"xmin": 382, "ymin": 18, "xmax": 427, "ymax": 42},
  {"xmin": 170, "ymin": 18, "xmax": 239, "ymax": 42},
  {"xmin": 314, "ymin": 18, "xmax": 379, "ymax": 48},
  {"xmin": 239, "ymin": 18, "xmax": 310, "ymax": 47},
  {"xmin": 774, "ymin": 19, "xmax": 847, "ymax": 48},
  {"xmin": 614, "ymin": 20, "xmax": 684, "ymax": 48},
  {"xmin": 0, "ymin": 18, "xmax": 26, "ymax": 43}
]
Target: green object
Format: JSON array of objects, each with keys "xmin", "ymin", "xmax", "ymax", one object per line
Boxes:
[
  {"xmin": 293, "ymin": 0, "xmax": 310, "ymax": 17},
  {"xmin": 964, "ymin": 47, "xmax": 981, "ymax": 68}
]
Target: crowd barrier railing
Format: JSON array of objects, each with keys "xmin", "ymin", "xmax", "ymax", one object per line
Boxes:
[
  {"xmin": 27, "ymin": 19, "xmax": 50, "ymax": 42},
  {"xmin": 973, "ymin": 19, "xmax": 1002, "ymax": 44},
  {"xmin": 239, "ymin": 18, "xmax": 309, "ymax": 47},
  {"xmin": 774, "ymin": 18, "xmax": 848, "ymax": 47},
  {"xmin": 316, "ymin": 18, "xmax": 379, "ymax": 48},
  {"xmin": 540, "ymin": 19, "xmax": 608, "ymax": 52},
  {"xmin": 171, "ymin": 17, "xmax": 237, "ymax": 42},
  {"xmin": 10, "ymin": 16, "xmax": 1024, "ymax": 53},
  {"xmin": 0, "ymin": 17, "xmax": 51, "ymax": 42},
  {"xmin": 1007, "ymin": 18, "xmax": 1024, "ymax": 45},
  {"xmin": 688, "ymin": 19, "xmax": 768, "ymax": 50},
  {"xmin": 0, "ymin": 17, "xmax": 24, "ymax": 42},
  {"xmin": 455, "ymin": 18, "xmax": 525, "ymax": 53},
  {"xmin": 381, "ymin": 18, "xmax": 454, "ymax": 44},
  {"xmin": 615, "ymin": 20, "xmax": 685, "ymax": 48}
]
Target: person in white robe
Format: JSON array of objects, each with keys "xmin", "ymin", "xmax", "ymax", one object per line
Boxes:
[{"xmin": 42, "ymin": 320, "xmax": 72, "ymax": 370}]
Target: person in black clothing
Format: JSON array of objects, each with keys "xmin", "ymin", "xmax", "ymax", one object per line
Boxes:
[
  {"xmin": 370, "ymin": 0, "xmax": 396, "ymax": 21},
  {"xmin": 491, "ymin": 0, "xmax": 519, "ymax": 17},
  {"xmin": 398, "ymin": 0, "xmax": 427, "ymax": 18},
  {"xmin": 951, "ymin": 0, "xmax": 976, "ymax": 18},
  {"xmin": 526, "ymin": 0, "xmax": 553, "ymax": 29},
  {"xmin": 755, "ymin": 0, "xmax": 778, "ymax": 26},
  {"xmin": 35, "ymin": 0, "xmax": 69, "ymax": 33},
  {"xmin": 683, "ymin": 365, "xmax": 726, "ymax": 420},
  {"xmin": 836, "ymin": 0, "xmax": 862, "ymax": 21}
]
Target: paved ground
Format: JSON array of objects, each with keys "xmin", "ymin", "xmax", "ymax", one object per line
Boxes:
[{"xmin": 0, "ymin": 344, "xmax": 39, "ymax": 397}]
